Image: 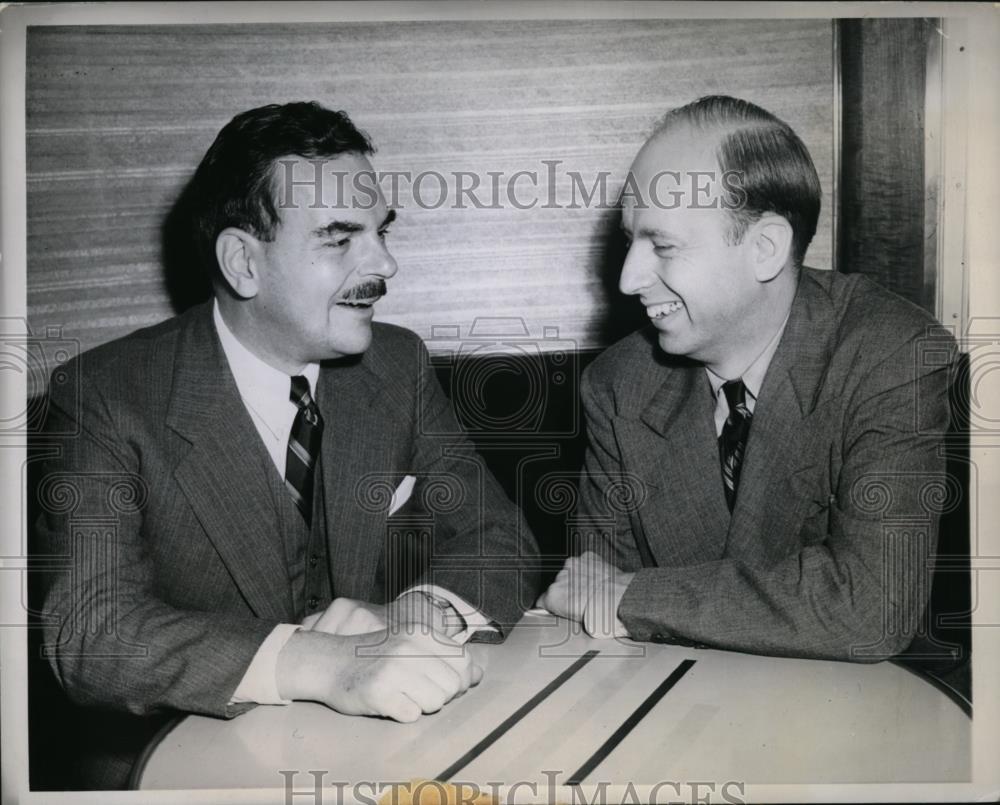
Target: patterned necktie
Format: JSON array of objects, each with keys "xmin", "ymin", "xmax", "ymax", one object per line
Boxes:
[
  {"xmin": 718, "ymin": 379, "xmax": 753, "ymax": 512},
  {"xmin": 285, "ymin": 375, "xmax": 324, "ymax": 525}
]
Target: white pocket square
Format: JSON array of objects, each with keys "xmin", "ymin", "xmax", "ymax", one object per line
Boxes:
[{"xmin": 388, "ymin": 475, "xmax": 416, "ymax": 516}]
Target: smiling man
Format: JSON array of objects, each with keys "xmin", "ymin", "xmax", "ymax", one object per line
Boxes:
[
  {"xmin": 539, "ymin": 95, "xmax": 956, "ymax": 661},
  {"xmin": 36, "ymin": 102, "xmax": 539, "ymax": 788}
]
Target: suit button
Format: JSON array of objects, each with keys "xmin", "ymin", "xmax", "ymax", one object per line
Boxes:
[
  {"xmin": 309, "ymin": 555, "xmax": 319, "ymax": 568},
  {"xmin": 307, "ymin": 596, "xmax": 319, "ymax": 610}
]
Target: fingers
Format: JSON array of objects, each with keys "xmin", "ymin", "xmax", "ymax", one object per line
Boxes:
[
  {"xmin": 421, "ymin": 633, "xmax": 480, "ymax": 689},
  {"xmin": 366, "ymin": 655, "xmax": 476, "ymax": 722},
  {"xmin": 399, "ymin": 674, "xmax": 452, "ymax": 716},
  {"xmin": 536, "ymin": 582, "xmax": 563, "ymax": 617},
  {"xmin": 391, "ymin": 631, "xmax": 480, "ymax": 693},
  {"xmin": 314, "ymin": 629, "xmax": 486, "ymax": 723},
  {"xmin": 563, "ymin": 551, "xmax": 610, "ymax": 578},
  {"xmin": 536, "ymin": 558, "xmax": 571, "ymax": 613},
  {"xmin": 538, "ymin": 560, "xmax": 600, "ymax": 622},
  {"xmin": 311, "ymin": 598, "xmax": 387, "ymax": 636},
  {"xmin": 439, "ymin": 650, "xmax": 482, "ymax": 693},
  {"xmin": 340, "ymin": 607, "xmax": 386, "ymax": 636},
  {"xmin": 417, "ymin": 652, "xmax": 466, "ymax": 693},
  {"xmin": 311, "ymin": 597, "xmax": 355, "ymax": 633},
  {"xmin": 379, "ymin": 691, "xmax": 423, "ymax": 723}
]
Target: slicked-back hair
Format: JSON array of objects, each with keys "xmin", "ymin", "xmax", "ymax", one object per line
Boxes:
[
  {"xmin": 654, "ymin": 95, "xmax": 821, "ymax": 266},
  {"xmin": 187, "ymin": 101, "xmax": 373, "ymax": 276}
]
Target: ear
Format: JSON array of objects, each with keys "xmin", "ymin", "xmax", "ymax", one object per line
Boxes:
[
  {"xmin": 215, "ymin": 227, "xmax": 263, "ymax": 299},
  {"xmin": 747, "ymin": 215, "xmax": 794, "ymax": 282}
]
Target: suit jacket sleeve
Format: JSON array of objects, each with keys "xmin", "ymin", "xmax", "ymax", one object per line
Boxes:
[
  {"xmin": 576, "ymin": 367, "xmax": 647, "ymax": 573},
  {"xmin": 36, "ymin": 360, "xmax": 278, "ymax": 717},
  {"xmin": 580, "ymin": 334, "xmax": 955, "ymax": 661},
  {"xmin": 402, "ymin": 338, "xmax": 542, "ymax": 635}
]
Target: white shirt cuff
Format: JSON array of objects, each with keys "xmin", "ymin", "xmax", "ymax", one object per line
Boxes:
[
  {"xmin": 404, "ymin": 584, "xmax": 498, "ymax": 645},
  {"xmin": 229, "ymin": 623, "xmax": 301, "ymax": 705}
]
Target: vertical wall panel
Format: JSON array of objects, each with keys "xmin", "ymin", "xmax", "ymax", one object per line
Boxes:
[
  {"xmin": 838, "ymin": 18, "xmax": 933, "ymax": 309},
  {"xmin": 27, "ymin": 20, "xmax": 834, "ymax": 395}
]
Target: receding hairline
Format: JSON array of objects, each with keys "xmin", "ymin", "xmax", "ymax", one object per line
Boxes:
[{"xmin": 643, "ymin": 117, "xmax": 784, "ymax": 171}]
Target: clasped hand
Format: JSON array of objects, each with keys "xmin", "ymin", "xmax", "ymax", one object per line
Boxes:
[
  {"xmin": 279, "ymin": 592, "xmax": 478, "ymax": 723},
  {"xmin": 300, "ymin": 591, "xmax": 462, "ymax": 638},
  {"xmin": 537, "ymin": 550, "xmax": 634, "ymax": 636}
]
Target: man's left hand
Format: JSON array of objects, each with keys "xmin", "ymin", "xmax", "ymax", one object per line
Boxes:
[
  {"xmin": 301, "ymin": 598, "xmax": 388, "ymax": 635},
  {"xmin": 303, "ymin": 592, "xmax": 464, "ymax": 639},
  {"xmin": 537, "ymin": 551, "xmax": 635, "ymax": 633}
]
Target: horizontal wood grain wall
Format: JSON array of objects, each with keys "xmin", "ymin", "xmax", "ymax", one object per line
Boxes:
[{"xmin": 26, "ymin": 19, "xmax": 834, "ymax": 394}]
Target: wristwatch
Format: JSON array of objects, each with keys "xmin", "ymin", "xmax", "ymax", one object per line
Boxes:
[
  {"xmin": 411, "ymin": 590, "xmax": 452, "ymax": 612},
  {"xmin": 409, "ymin": 590, "xmax": 465, "ymax": 636}
]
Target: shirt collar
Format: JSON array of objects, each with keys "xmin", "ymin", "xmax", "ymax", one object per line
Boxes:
[
  {"xmin": 213, "ymin": 300, "xmax": 320, "ymax": 420},
  {"xmin": 705, "ymin": 313, "xmax": 790, "ymax": 403}
]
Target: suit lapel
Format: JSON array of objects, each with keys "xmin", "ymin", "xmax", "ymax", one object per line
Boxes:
[
  {"xmin": 315, "ymin": 358, "xmax": 394, "ymax": 601},
  {"xmin": 166, "ymin": 304, "xmax": 293, "ymax": 621},
  {"xmin": 620, "ymin": 363, "xmax": 730, "ymax": 565},
  {"xmin": 726, "ymin": 271, "xmax": 837, "ymax": 559}
]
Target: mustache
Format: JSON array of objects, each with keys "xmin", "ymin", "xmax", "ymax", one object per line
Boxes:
[{"xmin": 341, "ymin": 279, "xmax": 387, "ymax": 302}]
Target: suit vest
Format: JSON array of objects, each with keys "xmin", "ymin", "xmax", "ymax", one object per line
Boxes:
[{"xmin": 258, "ymin": 444, "xmax": 334, "ymax": 620}]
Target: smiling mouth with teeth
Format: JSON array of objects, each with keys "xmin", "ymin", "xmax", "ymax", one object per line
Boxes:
[
  {"xmin": 647, "ymin": 301, "xmax": 684, "ymax": 319},
  {"xmin": 337, "ymin": 298, "xmax": 380, "ymax": 308}
]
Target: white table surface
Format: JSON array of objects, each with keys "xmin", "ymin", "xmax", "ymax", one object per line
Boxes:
[{"xmin": 137, "ymin": 613, "xmax": 970, "ymax": 790}]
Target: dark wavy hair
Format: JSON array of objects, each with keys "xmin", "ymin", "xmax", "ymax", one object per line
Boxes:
[
  {"xmin": 187, "ymin": 101, "xmax": 373, "ymax": 275},
  {"xmin": 655, "ymin": 95, "xmax": 821, "ymax": 266}
]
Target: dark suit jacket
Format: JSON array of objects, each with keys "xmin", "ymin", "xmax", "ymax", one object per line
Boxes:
[
  {"xmin": 577, "ymin": 268, "xmax": 956, "ymax": 661},
  {"xmin": 37, "ymin": 302, "xmax": 540, "ymax": 721}
]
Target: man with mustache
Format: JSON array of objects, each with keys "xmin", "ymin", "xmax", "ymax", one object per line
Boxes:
[
  {"xmin": 540, "ymin": 95, "xmax": 955, "ymax": 661},
  {"xmin": 37, "ymin": 101, "xmax": 539, "ymax": 788}
]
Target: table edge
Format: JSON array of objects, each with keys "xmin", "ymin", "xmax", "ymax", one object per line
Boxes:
[
  {"xmin": 890, "ymin": 659, "xmax": 973, "ymax": 718},
  {"xmin": 128, "ymin": 712, "xmax": 186, "ymax": 790}
]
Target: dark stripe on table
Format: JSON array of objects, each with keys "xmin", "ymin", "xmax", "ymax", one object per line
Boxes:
[
  {"xmin": 566, "ymin": 658, "xmax": 696, "ymax": 784},
  {"xmin": 437, "ymin": 649, "xmax": 600, "ymax": 780}
]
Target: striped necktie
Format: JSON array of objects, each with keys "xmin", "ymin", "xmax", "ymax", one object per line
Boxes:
[
  {"xmin": 718, "ymin": 379, "xmax": 752, "ymax": 512},
  {"xmin": 285, "ymin": 375, "xmax": 324, "ymax": 525}
]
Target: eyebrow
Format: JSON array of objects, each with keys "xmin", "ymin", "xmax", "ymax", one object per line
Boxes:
[
  {"xmin": 620, "ymin": 222, "xmax": 678, "ymax": 240},
  {"xmin": 635, "ymin": 226, "xmax": 679, "ymax": 242},
  {"xmin": 311, "ymin": 209, "xmax": 396, "ymax": 239},
  {"xmin": 312, "ymin": 220, "xmax": 363, "ymax": 238}
]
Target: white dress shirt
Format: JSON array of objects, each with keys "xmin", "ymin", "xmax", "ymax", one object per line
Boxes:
[
  {"xmin": 214, "ymin": 302, "xmax": 320, "ymax": 477},
  {"xmin": 212, "ymin": 303, "xmax": 491, "ymax": 705},
  {"xmin": 705, "ymin": 315, "xmax": 789, "ymax": 437}
]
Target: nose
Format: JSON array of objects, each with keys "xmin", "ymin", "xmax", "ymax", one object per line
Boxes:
[
  {"xmin": 618, "ymin": 243, "xmax": 653, "ymax": 297},
  {"xmin": 361, "ymin": 237, "xmax": 399, "ymax": 280}
]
